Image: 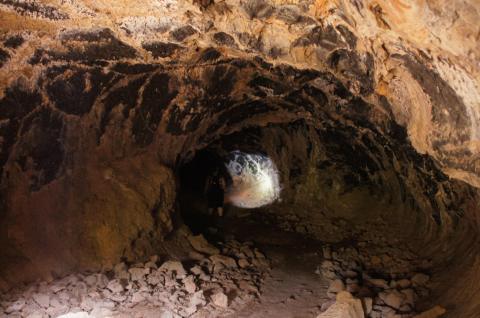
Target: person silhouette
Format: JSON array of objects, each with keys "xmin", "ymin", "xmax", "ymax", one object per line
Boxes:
[{"xmin": 205, "ymin": 169, "xmax": 226, "ymax": 217}]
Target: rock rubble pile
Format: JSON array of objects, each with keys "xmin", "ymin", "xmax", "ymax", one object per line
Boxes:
[
  {"xmin": 0, "ymin": 236, "xmax": 269, "ymax": 318},
  {"xmin": 316, "ymin": 242, "xmax": 444, "ymax": 318}
]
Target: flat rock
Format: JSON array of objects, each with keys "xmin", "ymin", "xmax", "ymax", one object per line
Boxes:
[
  {"xmin": 144, "ymin": 261, "xmax": 158, "ymax": 269},
  {"xmin": 210, "ymin": 255, "xmax": 238, "ymax": 271},
  {"xmin": 396, "ymin": 279, "xmax": 411, "ymax": 289},
  {"xmin": 187, "ymin": 234, "xmax": 220, "ymax": 255},
  {"xmin": 114, "ymin": 262, "xmax": 130, "ymax": 280},
  {"xmin": 95, "ymin": 274, "xmax": 109, "ymax": 288},
  {"xmin": 32, "ymin": 293, "xmax": 50, "ymax": 308},
  {"xmin": 411, "ymin": 273, "xmax": 430, "ymax": 287},
  {"xmin": 211, "ymin": 291, "xmax": 228, "ymax": 308},
  {"xmin": 343, "ymin": 270, "xmax": 358, "ymax": 278},
  {"xmin": 316, "ymin": 291, "xmax": 364, "ymax": 318},
  {"xmin": 159, "ymin": 260, "xmax": 187, "ymax": 279},
  {"xmin": 253, "ymin": 249, "xmax": 266, "ymax": 259},
  {"xmin": 90, "ymin": 307, "xmax": 113, "ymax": 317},
  {"xmin": 321, "ymin": 300, "xmax": 334, "ymax": 312},
  {"xmin": 5, "ymin": 299, "xmax": 26, "ymax": 313},
  {"xmin": 366, "ymin": 278, "xmax": 389, "ymax": 289},
  {"xmin": 378, "ymin": 290, "xmax": 405, "ymax": 309},
  {"xmin": 322, "ymin": 246, "xmax": 332, "ymax": 259},
  {"xmin": 362, "ymin": 297, "xmax": 373, "ymax": 314},
  {"xmin": 346, "ymin": 283, "xmax": 360, "ymax": 294},
  {"xmin": 183, "ymin": 276, "xmax": 197, "ymax": 294},
  {"xmin": 190, "ymin": 290, "xmax": 207, "ymax": 307},
  {"xmin": 150, "ymin": 255, "xmax": 160, "ymax": 263},
  {"xmin": 401, "ymin": 288, "xmax": 416, "ymax": 305},
  {"xmin": 147, "ymin": 270, "xmax": 165, "ymax": 286},
  {"xmin": 84, "ymin": 274, "xmax": 98, "ymax": 286},
  {"xmin": 328, "ymin": 279, "xmax": 346, "ymax": 294},
  {"xmin": 106, "ymin": 279, "xmax": 124, "ymax": 293},
  {"xmin": 131, "ymin": 291, "xmax": 146, "ymax": 303},
  {"xmin": 238, "ymin": 258, "xmax": 250, "ymax": 268},
  {"xmin": 129, "ymin": 267, "xmax": 148, "ymax": 281}
]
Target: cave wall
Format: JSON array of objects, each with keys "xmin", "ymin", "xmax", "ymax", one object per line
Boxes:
[
  {"xmin": 216, "ymin": 116, "xmax": 479, "ymax": 258},
  {"xmin": 216, "ymin": 120, "xmax": 480, "ymax": 316},
  {"xmin": 0, "ymin": 2, "xmax": 479, "ymax": 313}
]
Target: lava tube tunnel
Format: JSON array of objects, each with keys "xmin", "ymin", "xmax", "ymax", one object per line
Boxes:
[{"xmin": 0, "ymin": 0, "xmax": 479, "ymax": 317}]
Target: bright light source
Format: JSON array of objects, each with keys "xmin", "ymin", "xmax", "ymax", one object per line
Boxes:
[{"xmin": 225, "ymin": 151, "xmax": 281, "ymax": 208}]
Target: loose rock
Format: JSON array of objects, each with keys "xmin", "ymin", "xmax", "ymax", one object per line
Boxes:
[
  {"xmin": 211, "ymin": 291, "xmax": 228, "ymax": 308},
  {"xmin": 188, "ymin": 234, "xmax": 220, "ymax": 255}
]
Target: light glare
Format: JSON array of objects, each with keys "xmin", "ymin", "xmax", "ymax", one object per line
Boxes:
[{"xmin": 225, "ymin": 151, "xmax": 281, "ymax": 208}]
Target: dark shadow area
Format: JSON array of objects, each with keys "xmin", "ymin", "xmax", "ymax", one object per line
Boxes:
[{"xmin": 178, "ymin": 148, "xmax": 230, "ymax": 235}]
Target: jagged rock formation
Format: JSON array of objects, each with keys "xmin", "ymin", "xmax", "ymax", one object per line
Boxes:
[{"xmin": 0, "ymin": 0, "xmax": 479, "ymax": 317}]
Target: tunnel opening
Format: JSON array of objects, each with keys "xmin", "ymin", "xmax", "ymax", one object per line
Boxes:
[
  {"xmin": 174, "ymin": 127, "xmax": 340, "ymax": 318},
  {"xmin": 225, "ymin": 150, "xmax": 281, "ymax": 209},
  {"xmin": 172, "ymin": 115, "xmax": 480, "ymax": 317}
]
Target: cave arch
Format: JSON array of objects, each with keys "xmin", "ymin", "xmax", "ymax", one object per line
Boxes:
[{"xmin": 0, "ymin": 33, "xmax": 479, "ymax": 318}]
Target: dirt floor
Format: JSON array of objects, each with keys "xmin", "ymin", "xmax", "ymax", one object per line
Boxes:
[
  {"xmin": 209, "ymin": 210, "xmax": 330, "ymax": 318},
  {"xmin": 201, "ymin": 206, "xmax": 437, "ymax": 318},
  {"xmin": 0, "ymin": 202, "xmax": 439, "ymax": 318}
]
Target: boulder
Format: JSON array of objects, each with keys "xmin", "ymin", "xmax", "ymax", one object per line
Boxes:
[
  {"xmin": 378, "ymin": 290, "xmax": 406, "ymax": 309},
  {"xmin": 362, "ymin": 297, "xmax": 373, "ymax": 314},
  {"xmin": 84, "ymin": 274, "xmax": 97, "ymax": 286},
  {"xmin": 238, "ymin": 258, "xmax": 250, "ymax": 268},
  {"xmin": 147, "ymin": 270, "xmax": 165, "ymax": 286},
  {"xmin": 365, "ymin": 278, "xmax": 389, "ymax": 289},
  {"xmin": 190, "ymin": 290, "xmax": 207, "ymax": 307},
  {"xmin": 210, "ymin": 255, "xmax": 238, "ymax": 271},
  {"xmin": 401, "ymin": 288, "xmax": 417, "ymax": 306},
  {"xmin": 131, "ymin": 291, "xmax": 146, "ymax": 303},
  {"xmin": 183, "ymin": 276, "xmax": 197, "ymax": 294},
  {"xmin": 114, "ymin": 262, "xmax": 130, "ymax": 280},
  {"xmin": 129, "ymin": 267, "xmax": 148, "ymax": 281},
  {"xmin": 159, "ymin": 261, "xmax": 187, "ymax": 279},
  {"xmin": 322, "ymin": 246, "xmax": 332, "ymax": 259},
  {"xmin": 32, "ymin": 293, "xmax": 50, "ymax": 308},
  {"xmin": 145, "ymin": 261, "xmax": 158, "ymax": 269},
  {"xmin": 328, "ymin": 279, "xmax": 346, "ymax": 294},
  {"xmin": 396, "ymin": 279, "xmax": 411, "ymax": 289},
  {"xmin": 411, "ymin": 273, "xmax": 430, "ymax": 287},
  {"xmin": 211, "ymin": 291, "xmax": 228, "ymax": 308},
  {"xmin": 187, "ymin": 234, "xmax": 220, "ymax": 255},
  {"xmin": 5, "ymin": 299, "xmax": 26, "ymax": 313},
  {"xmin": 106, "ymin": 279, "xmax": 124, "ymax": 293},
  {"xmin": 316, "ymin": 291, "xmax": 364, "ymax": 318}
]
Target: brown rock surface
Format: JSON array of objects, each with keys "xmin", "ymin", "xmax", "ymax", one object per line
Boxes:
[{"xmin": 0, "ymin": 1, "xmax": 479, "ymax": 317}]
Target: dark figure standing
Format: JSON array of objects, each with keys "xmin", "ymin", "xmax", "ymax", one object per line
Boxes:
[{"xmin": 205, "ymin": 169, "xmax": 226, "ymax": 217}]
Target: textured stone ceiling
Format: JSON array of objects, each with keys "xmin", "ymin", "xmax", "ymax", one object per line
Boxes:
[
  {"xmin": 0, "ymin": 0, "xmax": 479, "ymax": 186},
  {"xmin": 0, "ymin": 0, "xmax": 479, "ymax": 317}
]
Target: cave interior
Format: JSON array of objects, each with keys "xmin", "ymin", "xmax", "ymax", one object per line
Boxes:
[{"xmin": 0, "ymin": 0, "xmax": 480, "ymax": 317}]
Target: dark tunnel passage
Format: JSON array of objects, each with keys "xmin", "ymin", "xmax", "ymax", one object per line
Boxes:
[
  {"xmin": 177, "ymin": 149, "xmax": 230, "ymax": 235},
  {"xmin": 173, "ymin": 115, "xmax": 480, "ymax": 317},
  {"xmin": 0, "ymin": 44, "xmax": 479, "ymax": 317}
]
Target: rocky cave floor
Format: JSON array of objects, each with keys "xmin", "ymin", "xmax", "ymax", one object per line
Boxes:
[{"xmin": 0, "ymin": 210, "xmax": 445, "ymax": 318}]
